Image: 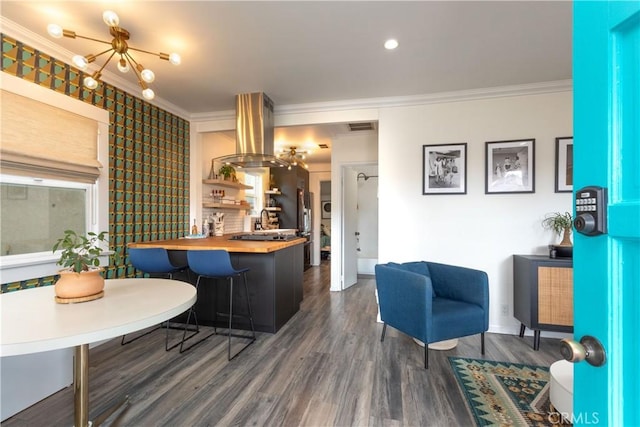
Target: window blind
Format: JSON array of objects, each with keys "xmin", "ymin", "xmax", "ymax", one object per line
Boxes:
[{"xmin": 0, "ymin": 90, "xmax": 102, "ymax": 183}]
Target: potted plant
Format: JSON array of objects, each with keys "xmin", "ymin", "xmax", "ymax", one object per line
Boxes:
[
  {"xmin": 218, "ymin": 164, "xmax": 237, "ymax": 181},
  {"xmin": 542, "ymin": 211, "xmax": 573, "ymax": 257},
  {"xmin": 52, "ymin": 230, "xmax": 117, "ymax": 302}
]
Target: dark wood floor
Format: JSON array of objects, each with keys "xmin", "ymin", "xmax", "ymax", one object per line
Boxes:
[{"xmin": 5, "ymin": 261, "xmax": 563, "ymax": 426}]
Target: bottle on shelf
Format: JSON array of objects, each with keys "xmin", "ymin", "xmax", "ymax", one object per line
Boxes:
[{"xmin": 191, "ymin": 219, "xmax": 198, "ymax": 235}]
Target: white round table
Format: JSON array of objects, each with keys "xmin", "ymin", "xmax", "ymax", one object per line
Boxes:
[{"xmin": 1, "ymin": 278, "xmax": 196, "ymax": 427}]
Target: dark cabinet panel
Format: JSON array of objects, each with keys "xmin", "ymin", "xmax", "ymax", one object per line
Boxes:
[
  {"xmin": 513, "ymin": 254, "xmax": 573, "ymax": 350},
  {"xmin": 172, "ymin": 244, "xmax": 304, "ymax": 333}
]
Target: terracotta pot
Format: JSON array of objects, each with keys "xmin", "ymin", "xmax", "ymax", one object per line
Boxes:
[{"xmin": 55, "ymin": 268, "xmax": 105, "ymax": 299}]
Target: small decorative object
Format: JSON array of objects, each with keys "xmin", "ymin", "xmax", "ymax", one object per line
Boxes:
[
  {"xmin": 218, "ymin": 164, "xmax": 236, "ymax": 181},
  {"xmin": 322, "ymin": 201, "xmax": 331, "ymax": 219},
  {"xmin": 213, "ymin": 211, "xmax": 225, "ymax": 236},
  {"xmin": 485, "ymin": 139, "xmax": 535, "ymax": 194},
  {"xmin": 542, "ymin": 211, "xmax": 573, "ymax": 258},
  {"xmin": 422, "ymin": 143, "xmax": 467, "ymax": 195},
  {"xmin": 555, "ymin": 136, "xmax": 573, "ymax": 193},
  {"xmin": 52, "ymin": 230, "xmax": 119, "ymax": 303}
]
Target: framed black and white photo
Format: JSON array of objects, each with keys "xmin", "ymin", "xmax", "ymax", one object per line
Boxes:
[
  {"xmin": 555, "ymin": 136, "xmax": 573, "ymax": 193},
  {"xmin": 422, "ymin": 143, "xmax": 467, "ymax": 195},
  {"xmin": 485, "ymin": 139, "xmax": 535, "ymax": 194}
]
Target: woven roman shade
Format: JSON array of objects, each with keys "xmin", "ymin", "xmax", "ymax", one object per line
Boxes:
[{"xmin": 0, "ymin": 90, "xmax": 102, "ymax": 183}]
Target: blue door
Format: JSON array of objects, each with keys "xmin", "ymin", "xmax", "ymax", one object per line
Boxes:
[{"xmin": 573, "ymin": 1, "xmax": 639, "ymax": 425}]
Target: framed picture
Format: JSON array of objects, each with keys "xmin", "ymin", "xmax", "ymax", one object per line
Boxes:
[
  {"xmin": 485, "ymin": 138, "xmax": 535, "ymax": 194},
  {"xmin": 321, "ymin": 200, "xmax": 331, "ymax": 219},
  {"xmin": 422, "ymin": 143, "xmax": 467, "ymax": 195},
  {"xmin": 555, "ymin": 136, "xmax": 573, "ymax": 193}
]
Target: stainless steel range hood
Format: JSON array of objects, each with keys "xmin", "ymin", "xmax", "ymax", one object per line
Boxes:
[{"xmin": 214, "ymin": 92, "xmax": 289, "ymax": 168}]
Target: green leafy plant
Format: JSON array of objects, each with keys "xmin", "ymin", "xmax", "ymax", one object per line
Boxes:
[
  {"xmin": 541, "ymin": 211, "xmax": 573, "ymax": 235},
  {"xmin": 52, "ymin": 230, "xmax": 118, "ymax": 273},
  {"xmin": 218, "ymin": 164, "xmax": 236, "ymax": 180}
]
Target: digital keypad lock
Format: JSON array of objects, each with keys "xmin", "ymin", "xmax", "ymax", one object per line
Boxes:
[{"xmin": 574, "ymin": 186, "xmax": 607, "ymax": 236}]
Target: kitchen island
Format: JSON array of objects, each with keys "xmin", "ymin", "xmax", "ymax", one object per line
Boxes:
[{"xmin": 129, "ymin": 234, "xmax": 305, "ymax": 333}]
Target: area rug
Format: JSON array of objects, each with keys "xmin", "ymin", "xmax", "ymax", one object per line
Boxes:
[{"xmin": 449, "ymin": 357, "xmax": 566, "ymax": 426}]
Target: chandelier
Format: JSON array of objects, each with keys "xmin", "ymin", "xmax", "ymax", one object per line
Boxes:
[
  {"xmin": 278, "ymin": 146, "xmax": 311, "ymax": 170},
  {"xmin": 46, "ymin": 10, "xmax": 181, "ymax": 101}
]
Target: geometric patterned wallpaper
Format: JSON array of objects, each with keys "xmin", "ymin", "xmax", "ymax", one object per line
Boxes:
[{"xmin": 1, "ymin": 33, "xmax": 190, "ymax": 291}]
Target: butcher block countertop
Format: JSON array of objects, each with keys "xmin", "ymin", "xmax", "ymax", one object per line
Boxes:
[{"xmin": 128, "ymin": 234, "xmax": 306, "ymax": 254}]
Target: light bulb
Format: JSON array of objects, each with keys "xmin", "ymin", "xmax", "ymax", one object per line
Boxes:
[
  {"xmin": 140, "ymin": 68, "xmax": 155, "ymax": 83},
  {"xmin": 169, "ymin": 53, "xmax": 181, "ymax": 65},
  {"xmin": 384, "ymin": 39, "xmax": 399, "ymax": 50},
  {"xmin": 83, "ymin": 76, "xmax": 98, "ymax": 89},
  {"xmin": 47, "ymin": 24, "xmax": 63, "ymax": 38},
  {"xmin": 142, "ymin": 88, "xmax": 155, "ymax": 100},
  {"xmin": 72, "ymin": 55, "xmax": 89, "ymax": 71},
  {"xmin": 102, "ymin": 10, "xmax": 120, "ymax": 27},
  {"xmin": 117, "ymin": 58, "xmax": 130, "ymax": 73}
]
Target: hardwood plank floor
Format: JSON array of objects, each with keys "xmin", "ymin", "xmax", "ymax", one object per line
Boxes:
[{"xmin": 4, "ymin": 261, "xmax": 564, "ymax": 426}]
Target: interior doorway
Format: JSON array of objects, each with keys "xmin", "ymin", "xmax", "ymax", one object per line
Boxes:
[{"xmin": 340, "ymin": 163, "xmax": 379, "ymax": 290}]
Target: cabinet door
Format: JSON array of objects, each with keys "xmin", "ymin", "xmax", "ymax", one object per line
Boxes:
[{"xmin": 537, "ymin": 266, "xmax": 573, "ymax": 326}]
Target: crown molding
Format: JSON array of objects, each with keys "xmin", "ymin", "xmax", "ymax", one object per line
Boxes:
[
  {"xmin": 0, "ymin": 17, "xmax": 189, "ymax": 119},
  {"xmin": 186, "ymin": 79, "xmax": 572, "ymax": 123},
  {"xmin": 275, "ymin": 80, "xmax": 573, "ymax": 116}
]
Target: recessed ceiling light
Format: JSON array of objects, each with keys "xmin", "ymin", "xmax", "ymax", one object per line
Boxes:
[{"xmin": 384, "ymin": 39, "xmax": 399, "ymax": 50}]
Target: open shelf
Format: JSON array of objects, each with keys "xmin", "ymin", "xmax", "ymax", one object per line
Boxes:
[
  {"xmin": 202, "ymin": 203, "xmax": 250, "ymax": 210},
  {"xmin": 202, "ymin": 179, "xmax": 253, "ymax": 190}
]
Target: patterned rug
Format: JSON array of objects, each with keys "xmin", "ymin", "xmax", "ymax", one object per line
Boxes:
[{"xmin": 449, "ymin": 357, "xmax": 567, "ymax": 426}]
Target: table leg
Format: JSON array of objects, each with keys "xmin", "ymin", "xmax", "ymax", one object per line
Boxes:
[
  {"xmin": 74, "ymin": 344, "xmax": 90, "ymax": 427},
  {"xmin": 73, "ymin": 344, "xmax": 130, "ymax": 427}
]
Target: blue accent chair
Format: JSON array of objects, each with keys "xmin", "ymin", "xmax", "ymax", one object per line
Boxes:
[
  {"xmin": 124, "ymin": 247, "xmax": 195, "ymax": 349},
  {"xmin": 375, "ymin": 261, "xmax": 489, "ymax": 369}
]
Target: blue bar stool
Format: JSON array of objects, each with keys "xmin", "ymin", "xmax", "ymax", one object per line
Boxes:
[
  {"xmin": 183, "ymin": 250, "xmax": 256, "ymax": 360},
  {"xmin": 125, "ymin": 247, "xmax": 198, "ymax": 350}
]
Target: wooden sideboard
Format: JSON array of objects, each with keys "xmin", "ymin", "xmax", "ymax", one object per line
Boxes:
[{"xmin": 513, "ymin": 255, "xmax": 573, "ymax": 350}]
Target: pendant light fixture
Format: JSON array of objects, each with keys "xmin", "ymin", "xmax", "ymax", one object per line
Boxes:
[
  {"xmin": 278, "ymin": 146, "xmax": 311, "ymax": 170},
  {"xmin": 47, "ymin": 10, "xmax": 181, "ymax": 101}
]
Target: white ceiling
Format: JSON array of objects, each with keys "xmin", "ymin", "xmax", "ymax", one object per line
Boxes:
[{"xmin": 1, "ymin": 1, "xmax": 572, "ymax": 165}]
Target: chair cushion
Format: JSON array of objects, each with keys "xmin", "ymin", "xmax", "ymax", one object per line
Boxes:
[
  {"xmin": 387, "ymin": 262, "xmax": 436, "ymax": 298},
  {"xmin": 430, "ymin": 297, "xmax": 486, "ymax": 342}
]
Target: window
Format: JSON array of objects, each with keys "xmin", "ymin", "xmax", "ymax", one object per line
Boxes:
[
  {"xmin": 0, "ymin": 73, "xmax": 109, "ymax": 284},
  {"xmin": 1, "ymin": 176, "xmax": 92, "ymax": 256},
  {"xmin": 243, "ymin": 170, "xmax": 265, "ymax": 215}
]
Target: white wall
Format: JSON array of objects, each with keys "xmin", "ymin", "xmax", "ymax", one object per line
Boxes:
[{"xmin": 377, "ymin": 91, "xmax": 573, "ymax": 334}]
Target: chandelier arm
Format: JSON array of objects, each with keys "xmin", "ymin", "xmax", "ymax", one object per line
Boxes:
[
  {"xmin": 124, "ymin": 52, "xmax": 141, "ymax": 68},
  {"xmin": 125, "ymin": 46, "xmax": 163, "ymax": 57},
  {"xmin": 93, "ymin": 50, "xmax": 118, "ymax": 75},
  {"xmin": 125, "ymin": 53, "xmax": 146, "ymax": 87},
  {"xmin": 72, "ymin": 34, "xmax": 114, "ymax": 45},
  {"xmin": 90, "ymin": 47, "xmax": 116, "ymax": 60}
]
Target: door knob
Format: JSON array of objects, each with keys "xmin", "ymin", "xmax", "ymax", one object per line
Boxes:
[{"xmin": 560, "ymin": 336, "xmax": 606, "ymax": 367}]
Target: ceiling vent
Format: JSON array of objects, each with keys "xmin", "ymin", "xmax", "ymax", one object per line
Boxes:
[
  {"xmin": 348, "ymin": 122, "xmax": 375, "ymax": 132},
  {"xmin": 317, "ymin": 143, "xmax": 329, "ymax": 149}
]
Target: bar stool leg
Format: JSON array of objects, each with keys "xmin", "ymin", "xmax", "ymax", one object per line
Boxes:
[
  {"xmin": 228, "ymin": 277, "xmax": 234, "ymax": 361},
  {"xmin": 243, "ymin": 272, "xmax": 256, "ymax": 340}
]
